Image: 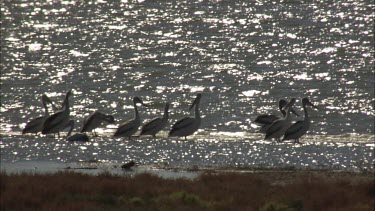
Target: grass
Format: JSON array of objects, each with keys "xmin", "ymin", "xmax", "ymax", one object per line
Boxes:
[{"xmin": 1, "ymin": 170, "xmax": 374, "ymax": 211}]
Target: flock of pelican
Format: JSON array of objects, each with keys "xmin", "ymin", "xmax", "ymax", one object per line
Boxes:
[
  {"xmin": 23, "ymin": 91, "xmax": 317, "ymax": 143},
  {"xmin": 23, "ymin": 91, "xmax": 202, "ymax": 141},
  {"xmin": 255, "ymin": 97, "xmax": 318, "ymax": 143}
]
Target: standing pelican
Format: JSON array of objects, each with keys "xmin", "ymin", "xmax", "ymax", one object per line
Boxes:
[
  {"xmin": 113, "ymin": 97, "xmax": 147, "ymax": 139},
  {"xmin": 264, "ymin": 98, "xmax": 296, "ymax": 142},
  {"xmin": 140, "ymin": 102, "xmax": 170, "ymax": 138},
  {"xmin": 22, "ymin": 94, "xmax": 56, "ymax": 135},
  {"xmin": 81, "ymin": 111, "xmax": 115, "ymax": 136},
  {"xmin": 254, "ymin": 99, "xmax": 299, "ymax": 133},
  {"xmin": 169, "ymin": 93, "xmax": 202, "ymax": 140},
  {"xmin": 42, "ymin": 90, "xmax": 72, "ymax": 137},
  {"xmin": 65, "ymin": 120, "xmax": 89, "ymax": 142},
  {"xmin": 282, "ymin": 98, "xmax": 318, "ymax": 143}
]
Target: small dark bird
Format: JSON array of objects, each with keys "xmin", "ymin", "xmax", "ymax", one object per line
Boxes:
[{"xmin": 121, "ymin": 161, "xmax": 135, "ymax": 170}]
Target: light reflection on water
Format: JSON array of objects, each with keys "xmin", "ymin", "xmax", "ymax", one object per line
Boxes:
[
  {"xmin": 1, "ymin": 1, "xmax": 374, "ymax": 171},
  {"xmin": 0, "ymin": 134, "xmax": 374, "ymax": 172}
]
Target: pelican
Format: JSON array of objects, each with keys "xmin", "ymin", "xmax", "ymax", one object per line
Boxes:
[
  {"xmin": 42, "ymin": 90, "xmax": 72, "ymax": 137},
  {"xmin": 140, "ymin": 102, "xmax": 170, "ymax": 138},
  {"xmin": 169, "ymin": 93, "xmax": 202, "ymax": 140},
  {"xmin": 113, "ymin": 97, "xmax": 147, "ymax": 139},
  {"xmin": 282, "ymin": 98, "xmax": 318, "ymax": 143},
  {"xmin": 254, "ymin": 99, "xmax": 299, "ymax": 133},
  {"xmin": 65, "ymin": 120, "xmax": 89, "ymax": 142},
  {"xmin": 81, "ymin": 110, "xmax": 115, "ymax": 136},
  {"xmin": 121, "ymin": 160, "xmax": 135, "ymax": 170},
  {"xmin": 264, "ymin": 98, "xmax": 296, "ymax": 142},
  {"xmin": 22, "ymin": 94, "xmax": 56, "ymax": 135}
]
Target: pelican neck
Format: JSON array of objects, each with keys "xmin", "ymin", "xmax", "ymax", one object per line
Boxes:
[
  {"xmin": 133, "ymin": 101, "xmax": 140, "ymax": 121},
  {"xmin": 43, "ymin": 99, "xmax": 50, "ymax": 116},
  {"xmin": 303, "ymin": 102, "xmax": 309, "ymax": 119},
  {"xmin": 194, "ymin": 100, "xmax": 200, "ymax": 119}
]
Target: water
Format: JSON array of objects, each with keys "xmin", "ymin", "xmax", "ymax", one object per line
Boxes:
[{"xmin": 1, "ymin": 1, "xmax": 374, "ymax": 174}]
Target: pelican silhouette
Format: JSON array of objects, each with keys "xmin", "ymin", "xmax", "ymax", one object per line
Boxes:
[
  {"xmin": 254, "ymin": 99, "xmax": 299, "ymax": 133},
  {"xmin": 140, "ymin": 102, "xmax": 170, "ymax": 138},
  {"xmin": 113, "ymin": 97, "xmax": 147, "ymax": 139},
  {"xmin": 42, "ymin": 90, "xmax": 72, "ymax": 137},
  {"xmin": 65, "ymin": 120, "xmax": 89, "ymax": 142},
  {"xmin": 81, "ymin": 110, "xmax": 115, "ymax": 136},
  {"xmin": 283, "ymin": 98, "xmax": 318, "ymax": 143},
  {"xmin": 23, "ymin": 94, "xmax": 56, "ymax": 135},
  {"xmin": 264, "ymin": 98, "xmax": 296, "ymax": 142},
  {"xmin": 169, "ymin": 93, "xmax": 202, "ymax": 140}
]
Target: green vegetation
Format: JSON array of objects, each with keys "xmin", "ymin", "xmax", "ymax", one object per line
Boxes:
[{"xmin": 1, "ymin": 170, "xmax": 373, "ymax": 211}]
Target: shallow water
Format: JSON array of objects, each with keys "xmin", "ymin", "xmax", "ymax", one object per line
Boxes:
[
  {"xmin": 1, "ymin": 1, "xmax": 374, "ymax": 174},
  {"xmin": 1, "ymin": 133, "xmax": 374, "ymax": 174}
]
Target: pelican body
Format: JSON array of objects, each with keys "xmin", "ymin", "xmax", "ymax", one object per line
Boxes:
[
  {"xmin": 81, "ymin": 110, "xmax": 115, "ymax": 136},
  {"xmin": 283, "ymin": 98, "xmax": 318, "ymax": 143},
  {"xmin": 264, "ymin": 98, "xmax": 296, "ymax": 142},
  {"xmin": 23, "ymin": 94, "xmax": 55, "ymax": 135},
  {"xmin": 66, "ymin": 120, "xmax": 89, "ymax": 142},
  {"xmin": 255, "ymin": 99, "xmax": 299, "ymax": 133},
  {"xmin": 42, "ymin": 90, "xmax": 72, "ymax": 136},
  {"xmin": 114, "ymin": 97, "xmax": 147, "ymax": 139},
  {"xmin": 140, "ymin": 102, "xmax": 170, "ymax": 138},
  {"xmin": 169, "ymin": 93, "xmax": 202, "ymax": 140}
]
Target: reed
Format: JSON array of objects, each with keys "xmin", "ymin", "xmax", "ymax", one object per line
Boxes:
[{"xmin": 1, "ymin": 170, "xmax": 373, "ymax": 211}]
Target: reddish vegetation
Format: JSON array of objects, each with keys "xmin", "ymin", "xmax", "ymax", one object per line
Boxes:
[{"xmin": 1, "ymin": 171, "xmax": 374, "ymax": 211}]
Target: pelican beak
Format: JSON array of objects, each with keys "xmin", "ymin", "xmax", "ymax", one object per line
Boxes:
[
  {"xmin": 134, "ymin": 97, "xmax": 148, "ymax": 107},
  {"xmin": 291, "ymin": 107, "xmax": 300, "ymax": 117},
  {"xmin": 282, "ymin": 98, "xmax": 296, "ymax": 111},
  {"xmin": 309, "ymin": 101, "xmax": 319, "ymax": 110},
  {"xmin": 141, "ymin": 102, "xmax": 148, "ymax": 107},
  {"xmin": 67, "ymin": 90, "xmax": 73, "ymax": 96},
  {"xmin": 51, "ymin": 102, "xmax": 58, "ymax": 111},
  {"xmin": 43, "ymin": 95, "xmax": 58, "ymax": 110}
]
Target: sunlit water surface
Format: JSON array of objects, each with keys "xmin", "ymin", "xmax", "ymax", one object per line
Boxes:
[{"xmin": 1, "ymin": 0, "xmax": 374, "ymax": 174}]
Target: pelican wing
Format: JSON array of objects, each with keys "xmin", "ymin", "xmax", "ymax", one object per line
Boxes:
[
  {"xmin": 254, "ymin": 114, "xmax": 279, "ymax": 125},
  {"xmin": 81, "ymin": 112, "xmax": 99, "ymax": 132},
  {"xmin": 140, "ymin": 118, "xmax": 162, "ymax": 134},
  {"xmin": 23, "ymin": 116, "xmax": 44, "ymax": 134},
  {"xmin": 42, "ymin": 112, "xmax": 65, "ymax": 133},
  {"xmin": 114, "ymin": 120, "xmax": 138, "ymax": 137},
  {"xmin": 265, "ymin": 119, "xmax": 285, "ymax": 136},
  {"xmin": 171, "ymin": 117, "xmax": 195, "ymax": 130},
  {"xmin": 82, "ymin": 115, "xmax": 90, "ymax": 126},
  {"xmin": 284, "ymin": 121, "xmax": 304, "ymax": 138},
  {"xmin": 81, "ymin": 116, "xmax": 92, "ymax": 132}
]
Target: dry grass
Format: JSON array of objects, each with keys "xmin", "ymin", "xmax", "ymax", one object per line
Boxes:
[{"xmin": 1, "ymin": 170, "xmax": 374, "ymax": 211}]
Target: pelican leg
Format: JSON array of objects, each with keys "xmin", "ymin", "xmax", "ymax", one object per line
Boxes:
[{"xmin": 93, "ymin": 130, "xmax": 98, "ymax": 137}]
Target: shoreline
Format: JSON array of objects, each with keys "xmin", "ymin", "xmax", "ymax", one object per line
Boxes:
[{"xmin": 2, "ymin": 159, "xmax": 374, "ymax": 180}]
